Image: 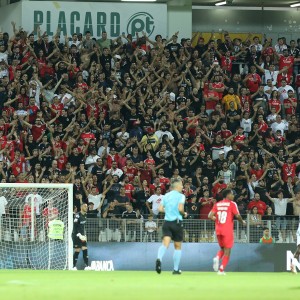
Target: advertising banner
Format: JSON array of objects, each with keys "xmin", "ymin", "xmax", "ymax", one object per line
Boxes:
[
  {"xmin": 76, "ymin": 243, "xmax": 298, "ymax": 272},
  {"xmin": 0, "ymin": 242, "xmax": 298, "ymax": 272},
  {"xmin": 21, "ymin": 1, "xmax": 167, "ymax": 38}
]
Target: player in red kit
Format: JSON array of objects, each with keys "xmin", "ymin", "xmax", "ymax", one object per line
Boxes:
[{"xmin": 208, "ymin": 189, "xmax": 246, "ymax": 275}]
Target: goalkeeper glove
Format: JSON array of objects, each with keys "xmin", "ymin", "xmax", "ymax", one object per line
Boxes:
[{"xmin": 76, "ymin": 233, "xmax": 87, "ymax": 242}]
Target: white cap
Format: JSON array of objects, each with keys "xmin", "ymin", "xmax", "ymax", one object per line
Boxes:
[
  {"xmin": 114, "ymin": 54, "xmax": 121, "ymax": 60},
  {"xmin": 219, "ymin": 150, "xmax": 225, "ymax": 155}
]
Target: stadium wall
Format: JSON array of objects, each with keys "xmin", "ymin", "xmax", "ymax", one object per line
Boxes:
[
  {"xmin": 74, "ymin": 243, "xmax": 297, "ymax": 272},
  {"xmin": 0, "ymin": 2, "xmax": 22, "ymax": 34}
]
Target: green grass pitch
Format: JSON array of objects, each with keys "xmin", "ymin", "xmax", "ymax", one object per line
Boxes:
[{"xmin": 0, "ymin": 270, "xmax": 299, "ymax": 300}]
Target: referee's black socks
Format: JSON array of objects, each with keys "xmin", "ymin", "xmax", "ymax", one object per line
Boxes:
[{"xmin": 83, "ymin": 249, "xmax": 89, "ymax": 266}]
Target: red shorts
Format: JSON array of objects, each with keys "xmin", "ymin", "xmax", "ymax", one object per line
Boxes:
[{"xmin": 216, "ymin": 233, "xmax": 234, "ymax": 249}]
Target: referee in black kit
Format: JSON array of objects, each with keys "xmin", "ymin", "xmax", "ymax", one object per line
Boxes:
[{"xmin": 155, "ymin": 178, "xmax": 187, "ymax": 275}]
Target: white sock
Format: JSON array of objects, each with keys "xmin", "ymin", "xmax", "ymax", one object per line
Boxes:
[{"xmin": 292, "ymin": 258, "xmax": 298, "ymax": 266}]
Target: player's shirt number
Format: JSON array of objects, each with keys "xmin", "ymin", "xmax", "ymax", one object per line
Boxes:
[{"xmin": 217, "ymin": 211, "xmax": 227, "ymax": 224}]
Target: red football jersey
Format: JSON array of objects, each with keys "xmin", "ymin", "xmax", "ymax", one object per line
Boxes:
[
  {"xmin": 279, "ymin": 55, "xmax": 294, "ymax": 74},
  {"xmin": 269, "ymin": 99, "xmax": 281, "ymax": 113},
  {"xmin": 220, "ymin": 56, "xmax": 235, "ymax": 73},
  {"xmin": 211, "ymin": 199, "xmax": 239, "ymax": 235},
  {"xmin": 123, "ymin": 166, "xmax": 137, "ymax": 182},
  {"xmin": 124, "ymin": 183, "xmax": 135, "ymax": 201},
  {"xmin": 31, "ymin": 124, "xmax": 46, "ymax": 141},
  {"xmin": 282, "ymin": 163, "xmax": 296, "ymax": 182},
  {"xmin": 199, "ymin": 197, "xmax": 214, "ymax": 220},
  {"xmin": 246, "ymin": 74, "xmax": 261, "ymax": 93},
  {"xmin": 283, "ymin": 98, "xmax": 297, "ymax": 115},
  {"xmin": 204, "ymin": 90, "xmax": 219, "ymax": 110}
]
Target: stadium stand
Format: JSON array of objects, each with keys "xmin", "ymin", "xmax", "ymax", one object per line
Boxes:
[{"xmin": 0, "ymin": 25, "xmax": 300, "ymax": 244}]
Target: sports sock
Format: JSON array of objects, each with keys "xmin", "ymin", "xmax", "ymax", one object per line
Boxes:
[
  {"xmin": 219, "ymin": 255, "xmax": 230, "ymax": 272},
  {"xmin": 173, "ymin": 250, "xmax": 182, "ymax": 271},
  {"xmin": 73, "ymin": 251, "xmax": 79, "ymax": 267},
  {"xmin": 216, "ymin": 250, "xmax": 224, "ymax": 260},
  {"xmin": 157, "ymin": 245, "xmax": 167, "ymax": 261},
  {"xmin": 83, "ymin": 249, "xmax": 89, "ymax": 266}
]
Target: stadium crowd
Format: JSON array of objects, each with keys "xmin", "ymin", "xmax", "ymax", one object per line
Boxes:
[{"xmin": 1, "ymin": 23, "xmax": 300, "ymax": 242}]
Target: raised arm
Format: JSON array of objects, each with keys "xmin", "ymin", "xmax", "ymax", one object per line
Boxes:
[{"xmin": 265, "ymin": 192, "xmax": 276, "ymax": 203}]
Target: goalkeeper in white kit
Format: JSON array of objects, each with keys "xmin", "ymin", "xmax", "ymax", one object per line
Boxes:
[{"xmin": 72, "ymin": 202, "xmax": 90, "ymax": 270}]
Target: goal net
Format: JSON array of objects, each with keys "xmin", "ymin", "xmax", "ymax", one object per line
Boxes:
[{"xmin": 0, "ymin": 183, "xmax": 73, "ymax": 270}]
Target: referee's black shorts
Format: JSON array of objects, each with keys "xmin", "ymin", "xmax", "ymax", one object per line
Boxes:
[
  {"xmin": 72, "ymin": 235, "xmax": 87, "ymax": 249},
  {"xmin": 162, "ymin": 220, "xmax": 184, "ymax": 242}
]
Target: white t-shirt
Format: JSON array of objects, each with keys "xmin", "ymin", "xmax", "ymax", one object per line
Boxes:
[
  {"xmin": 251, "ymin": 43, "xmax": 263, "ymax": 52},
  {"xmin": 0, "ymin": 196, "xmax": 8, "ymax": 215},
  {"xmin": 273, "ymin": 198, "xmax": 288, "ymax": 216},
  {"xmin": 266, "ymin": 113, "xmax": 277, "ymax": 123},
  {"xmin": 85, "ymin": 155, "xmax": 101, "ymax": 172},
  {"xmin": 116, "ymin": 131, "xmax": 129, "ymax": 143},
  {"xmin": 0, "ymin": 52, "xmax": 8, "ymax": 63},
  {"xmin": 223, "ymin": 145, "xmax": 232, "ymax": 158},
  {"xmin": 218, "ymin": 170, "xmax": 232, "ymax": 184},
  {"xmin": 88, "ymin": 193, "xmax": 103, "ymax": 210},
  {"xmin": 264, "ymin": 70, "xmax": 279, "ymax": 86},
  {"xmin": 97, "ymin": 146, "xmax": 110, "ymax": 157},
  {"xmin": 145, "ymin": 220, "xmax": 157, "ymax": 233},
  {"xmin": 0, "ymin": 66, "xmax": 8, "ymax": 79},
  {"xmin": 240, "ymin": 118, "xmax": 253, "ymax": 134},
  {"xmin": 147, "ymin": 194, "xmax": 164, "ymax": 215},
  {"xmin": 264, "ymin": 85, "xmax": 278, "ymax": 100},
  {"xmin": 278, "ymin": 85, "xmax": 295, "ymax": 102},
  {"xmin": 106, "ymin": 168, "xmax": 123, "ymax": 178},
  {"xmin": 25, "ymin": 194, "xmax": 43, "ymax": 215},
  {"xmin": 274, "ymin": 44, "xmax": 288, "ymax": 54},
  {"xmin": 60, "ymin": 93, "xmax": 74, "ymax": 108},
  {"xmin": 155, "ymin": 130, "xmax": 174, "ymax": 143},
  {"xmin": 271, "ymin": 121, "xmax": 288, "ymax": 134}
]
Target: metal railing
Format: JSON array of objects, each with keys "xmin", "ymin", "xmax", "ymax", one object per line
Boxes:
[{"xmin": 0, "ymin": 215, "xmax": 298, "ymax": 243}]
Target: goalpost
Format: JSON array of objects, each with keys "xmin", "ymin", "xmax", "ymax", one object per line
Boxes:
[{"xmin": 0, "ymin": 183, "xmax": 73, "ymax": 270}]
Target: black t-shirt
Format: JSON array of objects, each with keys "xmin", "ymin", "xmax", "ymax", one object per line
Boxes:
[
  {"xmin": 105, "ymin": 206, "xmax": 121, "ymax": 218},
  {"xmin": 227, "ymin": 109, "xmax": 241, "ymax": 132},
  {"xmin": 91, "ymin": 165, "xmax": 105, "ymax": 183},
  {"xmin": 40, "ymin": 155, "xmax": 53, "ymax": 169},
  {"xmin": 26, "ymin": 141, "xmax": 38, "ymax": 155},
  {"xmin": 68, "ymin": 153, "xmax": 84, "ymax": 168},
  {"xmin": 72, "ymin": 212, "xmax": 87, "ymax": 236},
  {"xmin": 109, "ymin": 118, "xmax": 123, "ymax": 130},
  {"xmin": 58, "ymin": 115, "xmax": 72, "ymax": 128},
  {"xmin": 116, "ymin": 195, "xmax": 130, "ymax": 204},
  {"xmin": 121, "ymin": 210, "xmax": 137, "ymax": 219},
  {"xmin": 28, "ymin": 156, "xmax": 40, "ymax": 170},
  {"xmin": 185, "ymin": 202, "xmax": 201, "ymax": 219},
  {"xmin": 87, "ymin": 209, "xmax": 99, "ymax": 218},
  {"xmin": 100, "ymin": 54, "xmax": 112, "ymax": 68},
  {"xmin": 202, "ymin": 167, "xmax": 216, "ymax": 183},
  {"xmin": 166, "ymin": 42, "xmax": 181, "ymax": 54},
  {"xmin": 106, "ymin": 183, "xmax": 122, "ymax": 202}
]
